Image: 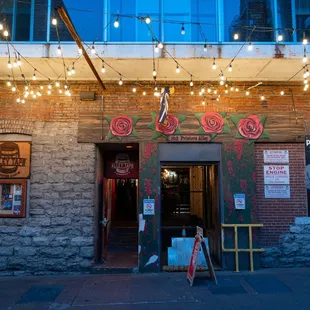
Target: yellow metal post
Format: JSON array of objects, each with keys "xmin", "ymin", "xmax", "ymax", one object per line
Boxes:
[
  {"xmin": 249, "ymin": 226, "xmax": 253, "ymax": 272},
  {"xmin": 234, "ymin": 225, "xmax": 239, "ymax": 272}
]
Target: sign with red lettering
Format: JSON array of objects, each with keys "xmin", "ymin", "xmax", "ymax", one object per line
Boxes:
[
  {"xmin": 187, "ymin": 236, "xmax": 202, "ymax": 286},
  {"xmin": 264, "ymin": 165, "xmax": 290, "ymax": 184},
  {"xmin": 105, "ymin": 152, "xmax": 138, "ymax": 179}
]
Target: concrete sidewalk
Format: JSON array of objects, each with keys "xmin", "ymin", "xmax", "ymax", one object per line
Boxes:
[{"xmin": 1, "ymin": 268, "xmax": 310, "ymax": 310}]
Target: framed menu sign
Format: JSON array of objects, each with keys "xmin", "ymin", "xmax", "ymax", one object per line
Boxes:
[
  {"xmin": 0, "ymin": 179, "xmax": 27, "ymax": 217},
  {"xmin": 0, "ymin": 142, "xmax": 31, "ymax": 179}
]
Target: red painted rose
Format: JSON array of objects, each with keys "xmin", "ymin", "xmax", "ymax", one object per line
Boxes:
[
  {"xmin": 200, "ymin": 112, "xmax": 225, "ymax": 133},
  {"xmin": 110, "ymin": 116, "xmax": 133, "ymax": 136},
  {"xmin": 238, "ymin": 116, "xmax": 263, "ymax": 139},
  {"xmin": 155, "ymin": 114, "xmax": 179, "ymax": 135}
]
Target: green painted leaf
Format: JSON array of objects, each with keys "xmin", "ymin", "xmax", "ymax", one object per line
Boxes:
[
  {"xmin": 117, "ymin": 136, "xmax": 122, "ymax": 141},
  {"xmin": 259, "ymin": 130, "xmax": 271, "ymax": 139},
  {"xmin": 197, "ymin": 127, "xmax": 206, "ymax": 134},
  {"xmin": 234, "ymin": 131, "xmax": 244, "ymax": 139},
  {"xmin": 259, "ymin": 115, "xmax": 267, "ymax": 126},
  {"xmin": 151, "ymin": 131, "xmax": 163, "ymax": 140},
  {"xmin": 107, "ymin": 131, "xmax": 114, "ymax": 141},
  {"xmin": 151, "ymin": 112, "xmax": 157, "ymax": 121},
  {"xmin": 195, "ymin": 113, "xmax": 205, "ymax": 125},
  {"xmin": 218, "ymin": 112, "xmax": 227, "ymax": 118},
  {"xmin": 174, "ymin": 128, "xmax": 181, "ymax": 135},
  {"xmin": 221, "ymin": 122, "xmax": 231, "ymax": 134},
  {"xmin": 130, "ymin": 128, "xmax": 139, "ymax": 137},
  {"xmin": 211, "ymin": 134, "xmax": 217, "ymax": 139},
  {"xmin": 147, "ymin": 122, "xmax": 156, "ymax": 130},
  {"xmin": 176, "ymin": 114, "xmax": 187, "ymax": 123},
  {"xmin": 131, "ymin": 116, "xmax": 140, "ymax": 126},
  {"xmin": 230, "ymin": 114, "xmax": 246, "ymax": 127},
  {"xmin": 104, "ymin": 116, "xmax": 114, "ymax": 124}
]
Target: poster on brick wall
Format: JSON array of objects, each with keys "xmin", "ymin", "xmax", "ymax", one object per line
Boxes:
[
  {"xmin": 263, "ymin": 150, "xmax": 289, "ymax": 163},
  {"xmin": 305, "ymin": 136, "xmax": 310, "ymax": 215},
  {"xmin": 264, "ymin": 165, "xmax": 290, "ymax": 184},
  {"xmin": 264, "ymin": 185, "xmax": 290, "ymax": 199}
]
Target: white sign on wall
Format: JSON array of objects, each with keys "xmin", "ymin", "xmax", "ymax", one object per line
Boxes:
[
  {"xmin": 264, "ymin": 150, "xmax": 289, "ymax": 163},
  {"xmin": 264, "ymin": 185, "xmax": 291, "ymax": 199},
  {"xmin": 143, "ymin": 199, "xmax": 155, "ymax": 215},
  {"xmin": 234, "ymin": 194, "xmax": 246, "ymax": 210},
  {"xmin": 264, "ymin": 165, "xmax": 290, "ymax": 184}
]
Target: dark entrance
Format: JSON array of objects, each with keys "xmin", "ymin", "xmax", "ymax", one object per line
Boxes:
[
  {"xmin": 160, "ymin": 164, "xmax": 221, "ymax": 269},
  {"xmin": 96, "ymin": 144, "xmax": 139, "ymax": 269}
]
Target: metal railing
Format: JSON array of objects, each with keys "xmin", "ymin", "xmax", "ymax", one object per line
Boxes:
[{"xmin": 221, "ymin": 224, "xmax": 264, "ymax": 272}]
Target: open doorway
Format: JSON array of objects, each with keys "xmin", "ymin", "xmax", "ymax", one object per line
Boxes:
[
  {"xmin": 97, "ymin": 144, "xmax": 139, "ymax": 270},
  {"xmin": 160, "ymin": 164, "xmax": 221, "ymax": 269}
]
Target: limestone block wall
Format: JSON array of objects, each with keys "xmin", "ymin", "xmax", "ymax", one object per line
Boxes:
[
  {"xmin": 261, "ymin": 217, "xmax": 310, "ymax": 268},
  {"xmin": 0, "ymin": 122, "xmax": 96, "ymax": 275}
]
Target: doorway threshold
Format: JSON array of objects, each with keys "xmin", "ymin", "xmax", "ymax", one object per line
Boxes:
[{"xmin": 91, "ymin": 265, "xmax": 138, "ymax": 274}]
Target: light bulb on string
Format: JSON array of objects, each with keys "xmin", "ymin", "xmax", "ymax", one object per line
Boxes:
[
  {"xmin": 32, "ymin": 70, "xmax": 36, "ymax": 80},
  {"xmin": 303, "ymin": 53, "xmax": 307, "ymax": 63},
  {"xmin": 214, "ymin": 90, "xmax": 217, "ymax": 94},
  {"xmin": 190, "ymin": 80, "xmax": 193, "ymax": 87},
  {"xmin": 57, "ymin": 46, "xmax": 62, "ymax": 55},
  {"xmin": 199, "ymin": 91, "xmax": 202, "ymax": 96},
  {"xmin": 280, "ymin": 90, "xmax": 284, "ymax": 95},
  {"xmin": 67, "ymin": 68, "xmax": 72, "ymax": 76},
  {"xmin": 91, "ymin": 45, "xmax": 96, "ymax": 54},
  {"xmin": 203, "ymin": 41, "xmax": 207, "ymax": 52},
  {"xmin": 56, "ymin": 81, "xmax": 60, "ymax": 87},
  {"xmin": 114, "ymin": 17, "xmax": 119, "ymax": 28},
  {"xmin": 216, "ymin": 97, "xmax": 220, "ymax": 102},
  {"xmin": 52, "ymin": 18, "xmax": 57, "ymax": 25},
  {"xmin": 0, "ymin": 24, "xmax": 3, "ymax": 31},
  {"xmin": 119, "ymin": 76, "xmax": 123, "ymax": 85},
  {"xmin": 304, "ymin": 79, "xmax": 308, "ymax": 84},
  {"xmin": 37, "ymin": 91, "xmax": 42, "ymax": 97},
  {"xmin": 8, "ymin": 61, "xmax": 12, "ymax": 69},
  {"xmin": 220, "ymin": 80, "xmax": 224, "ymax": 86},
  {"xmin": 277, "ymin": 34, "xmax": 283, "ymax": 42},
  {"xmin": 190, "ymin": 90, "xmax": 194, "ymax": 95},
  {"xmin": 17, "ymin": 55, "xmax": 21, "ymax": 66},
  {"xmin": 225, "ymin": 89, "xmax": 229, "ymax": 94},
  {"xmin": 11, "ymin": 86, "xmax": 16, "ymax": 92},
  {"xmin": 261, "ymin": 94, "xmax": 265, "ymax": 101},
  {"xmin": 158, "ymin": 42, "xmax": 164, "ymax": 49},
  {"xmin": 132, "ymin": 87, "xmax": 137, "ymax": 93},
  {"xmin": 47, "ymin": 90, "xmax": 51, "ymax": 95},
  {"xmin": 201, "ymin": 87, "xmax": 205, "ymax": 93},
  {"xmin": 21, "ymin": 99, "xmax": 25, "ymax": 104},
  {"xmin": 176, "ymin": 64, "xmax": 180, "ymax": 73},
  {"xmin": 246, "ymin": 90, "xmax": 250, "ymax": 96},
  {"xmin": 3, "ymin": 30, "xmax": 9, "ymax": 37},
  {"xmin": 202, "ymin": 100, "xmax": 205, "ymax": 106},
  {"xmin": 16, "ymin": 98, "xmax": 20, "ymax": 103},
  {"xmin": 145, "ymin": 16, "xmax": 151, "ymax": 24},
  {"xmin": 153, "ymin": 69, "xmax": 157, "ymax": 77},
  {"xmin": 212, "ymin": 58, "xmax": 216, "ymax": 70},
  {"xmin": 220, "ymin": 74, "xmax": 225, "ymax": 81},
  {"xmin": 13, "ymin": 59, "xmax": 18, "ymax": 68},
  {"xmin": 7, "ymin": 81, "xmax": 11, "ymax": 87},
  {"xmin": 228, "ymin": 63, "xmax": 233, "ymax": 72},
  {"xmin": 40, "ymin": 85, "xmax": 44, "ymax": 90},
  {"xmin": 181, "ymin": 24, "xmax": 185, "ymax": 35},
  {"xmin": 78, "ymin": 48, "xmax": 83, "ymax": 55},
  {"xmin": 235, "ymin": 88, "xmax": 239, "ymax": 92},
  {"xmin": 48, "ymin": 84, "xmax": 52, "ymax": 89},
  {"xmin": 154, "ymin": 44, "xmax": 159, "ymax": 53},
  {"xmin": 143, "ymin": 91, "xmax": 146, "ymax": 96},
  {"xmin": 30, "ymin": 90, "xmax": 34, "ymax": 95},
  {"xmin": 101, "ymin": 62, "xmax": 105, "ymax": 73},
  {"xmin": 207, "ymin": 88, "xmax": 211, "ymax": 93},
  {"xmin": 234, "ymin": 33, "xmax": 239, "ymax": 40},
  {"xmin": 71, "ymin": 66, "xmax": 75, "ymax": 75},
  {"xmin": 59, "ymin": 89, "xmax": 63, "ymax": 94},
  {"xmin": 306, "ymin": 68, "xmax": 310, "ymax": 77},
  {"xmin": 248, "ymin": 43, "xmax": 253, "ymax": 51},
  {"xmin": 64, "ymin": 84, "xmax": 68, "ymax": 89},
  {"xmin": 303, "ymin": 38, "xmax": 308, "ymax": 45}
]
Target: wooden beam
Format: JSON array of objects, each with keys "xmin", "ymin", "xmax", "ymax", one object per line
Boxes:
[{"xmin": 56, "ymin": 6, "xmax": 106, "ymax": 90}]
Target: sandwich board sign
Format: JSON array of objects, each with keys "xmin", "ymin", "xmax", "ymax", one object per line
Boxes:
[{"xmin": 187, "ymin": 226, "xmax": 217, "ymax": 286}]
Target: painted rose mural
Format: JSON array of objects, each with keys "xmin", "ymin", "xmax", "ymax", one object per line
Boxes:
[
  {"xmin": 148, "ymin": 112, "xmax": 186, "ymax": 139},
  {"xmin": 105, "ymin": 115, "xmax": 140, "ymax": 140},
  {"xmin": 195, "ymin": 112, "xmax": 231, "ymax": 138},
  {"xmin": 230, "ymin": 114, "xmax": 270, "ymax": 141}
]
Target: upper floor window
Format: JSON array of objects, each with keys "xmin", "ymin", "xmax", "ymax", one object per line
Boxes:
[
  {"xmin": 0, "ymin": 0, "xmax": 32, "ymax": 41},
  {"xmin": 295, "ymin": 0, "xmax": 310, "ymax": 41}
]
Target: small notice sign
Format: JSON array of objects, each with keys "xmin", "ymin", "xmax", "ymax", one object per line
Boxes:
[
  {"xmin": 143, "ymin": 199, "xmax": 155, "ymax": 215},
  {"xmin": 264, "ymin": 165, "xmax": 290, "ymax": 184},
  {"xmin": 167, "ymin": 135, "xmax": 212, "ymax": 142},
  {"xmin": 264, "ymin": 185, "xmax": 290, "ymax": 199},
  {"xmin": 264, "ymin": 150, "xmax": 289, "ymax": 163},
  {"xmin": 234, "ymin": 194, "xmax": 246, "ymax": 210}
]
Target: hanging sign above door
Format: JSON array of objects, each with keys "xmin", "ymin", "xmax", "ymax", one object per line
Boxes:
[{"xmin": 105, "ymin": 152, "xmax": 138, "ymax": 179}]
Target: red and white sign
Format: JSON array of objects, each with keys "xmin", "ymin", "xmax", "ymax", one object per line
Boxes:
[
  {"xmin": 105, "ymin": 152, "xmax": 138, "ymax": 179},
  {"xmin": 264, "ymin": 165, "xmax": 290, "ymax": 184},
  {"xmin": 187, "ymin": 236, "xmax": 202, "ymax": 286},
  {"xmin": 264, "ymin": 185, "xmax": 290, "ymax": 199},
  {"xmin": 263, "ymin": 150, "xmax": 289, "ymax": 163}
]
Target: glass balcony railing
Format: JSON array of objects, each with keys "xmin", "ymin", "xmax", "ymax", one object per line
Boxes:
[{"xmin": 0, "ymin": 0, "xmax": 309, "ymax": 43}]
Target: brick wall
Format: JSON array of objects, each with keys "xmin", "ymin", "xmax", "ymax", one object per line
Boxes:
[
  {"xmin": 0, "ymin": 81, "xmax": 310, "ymax": 123},
  {"xmin": 255, "ymin": 143, "xmax": 307, "ymax": 247}
]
